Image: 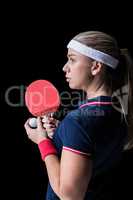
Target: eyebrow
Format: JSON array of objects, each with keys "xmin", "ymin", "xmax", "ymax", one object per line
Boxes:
[{"xmin": 67, "ymin": 53, "xmax": 77, "ymax": 57}]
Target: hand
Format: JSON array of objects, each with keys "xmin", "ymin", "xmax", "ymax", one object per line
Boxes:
[
  {"xmin": 24, "ymin": 117, "xmax": 48, "ymax": 144},
  {"xmin": 42, "ymin": 116, "xmax": 60, "ymax": 139}
]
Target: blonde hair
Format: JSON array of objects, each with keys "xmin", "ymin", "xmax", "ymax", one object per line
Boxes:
[{"xmin": 73, "ymin": 31, "xmax": 133, "ymax": 150}]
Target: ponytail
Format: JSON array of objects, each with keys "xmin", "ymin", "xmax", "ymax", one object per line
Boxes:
[{"xmin": 120, "ymin": 49, "xmax": 133, "ymax": 150}]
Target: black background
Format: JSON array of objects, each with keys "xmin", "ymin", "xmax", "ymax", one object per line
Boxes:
[{"xmin": 2, "ymin": 3, "xmax": 133, "ymax": 200}]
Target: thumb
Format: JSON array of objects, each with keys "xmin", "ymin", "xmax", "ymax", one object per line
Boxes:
[{"xmin": 37, "ymin": 117, "xmax": 43, "ymax": 130}]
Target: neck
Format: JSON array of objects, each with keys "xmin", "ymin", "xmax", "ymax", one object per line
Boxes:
[
  {"xmin": 85, "ymin": 84, "xmax": 112, "ymax": 99},
  {"xmin": 87, "ymin": 91, "xmax": 110, "ymax": 99}
]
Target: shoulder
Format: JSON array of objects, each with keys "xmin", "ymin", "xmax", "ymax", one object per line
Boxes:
[
  {"xmin": 58, "ymin": 109, "xmax": 94, "ymax": 154},
  {"xmin": 60, "ymin": 109, "xmax": 82, "ymax": 130},
  {"xmin": 64, "ymin": 105, "xmax": 105, "ymax": 124},
  {"xmin": 59, "ymin": 108, "xmax": 90, "ymax": 133},
  {"xmin": 61, "ymin": 106, "xmax": 99, "ymax": 131}
]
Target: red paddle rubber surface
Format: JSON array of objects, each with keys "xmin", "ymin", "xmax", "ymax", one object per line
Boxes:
[{"xmin": 25, "ymin": 80, "xmax": 60, "ymax": 116}]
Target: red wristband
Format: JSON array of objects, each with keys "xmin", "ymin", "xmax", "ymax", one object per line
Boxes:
[{"xmin": 38, "ymin": 138, "xmax": 57, "ymax": 160}]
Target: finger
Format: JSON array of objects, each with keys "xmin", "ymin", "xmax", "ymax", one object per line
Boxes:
[
  {"xmin": 47, "ymin": 113, "xmax": 54, "ymax": 118},
  {"xmin": 47, "ymin": 128, "xmax": 56, "ymax": 136},
  {"xmin": 49, "ymin": 128, "xmax": 56, "ymax": 132},
  {"xmin": 24, "ymin": 119, "xmax": 31, "ymax": 130},
  {"xmin": 42, "ymin": 120, "xmax": 54, "ymax": 125},
  {"xmin": 48, "ymin": 124, "xmax": 56, "ymax": 128},
  {"xmin": 47, "ymin": 128, "xmax": 56, "ymax": 133},
  {"xmin": 48, "ymin": 135, "xmax": 53, "ymax": 139},
  {"xmin": 41, "ymin": 116, "xmax": 50, "ymax": 123},
  {"xmin": 48, "ymin": 118, "xmax": 57, "ymax": 123},
  {"xmin": 42, "ymin": 118, "xmax": 57, "ymax": 126},
  {"xmin": 43, "ymin": 123, "xmax": 50, "ymax": 128},
  {"xmin": 24, "ymin": 119, "xmax": 34, "ymax": 137},
  {"xmin": 42, "ymin": 123, "xmax": 48, "ymax": 128},
  {"xmin": 37, "ymin": 117, "xmax": 43, "ymax": 130},
  {"xmin": 49, "ymin": 121, "xmax": 57, "ymax": 126},
  {"xmin": 43, "ymin": 114, "xmax": 55, "ymax": 121},
  {"xmin": 42, "ymin": 118, "xmax": 48, "ymax": 123},
  {"xmin": 44, "ymin": 120, "xmax": 59, "ymax": 126},
  {"xmin": 50, "ymin": 112, "xmax": 54, "ymax": 117},
  {"xmin": 42, "ymin": 124, "xmax": 47, "ymax": 129},
  {"xmin": 43, "ymin": 123, "xmax": 56, "ymax": 129}
]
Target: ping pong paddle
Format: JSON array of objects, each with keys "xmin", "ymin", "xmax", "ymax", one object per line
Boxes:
[{"xmin": 25, "ymin": 80, "xmax": 60, "ymax": 128}]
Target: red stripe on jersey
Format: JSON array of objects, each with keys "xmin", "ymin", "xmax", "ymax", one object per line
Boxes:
[
  {"xmin": 63, "ymin": 146, "xmax": 91, "ymax": 156},
  {"xmin": 80, "ymin": 101, "xmax": 112, "ymax": 108}
]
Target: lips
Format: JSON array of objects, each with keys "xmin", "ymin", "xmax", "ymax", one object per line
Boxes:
[
  {"xmin": 66, "ymin": 78, "xmax": 70, "ymax": 82},
  {"xmin": 66, "ymin": 77, "xmax": 71, "ymax": 82}
]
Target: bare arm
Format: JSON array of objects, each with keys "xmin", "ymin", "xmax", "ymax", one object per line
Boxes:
[{"xmin": 44, "ymin": 150, "xmax": 92, "ymax": 199}]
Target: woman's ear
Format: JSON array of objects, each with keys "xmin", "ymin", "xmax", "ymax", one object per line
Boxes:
[{"xmin": 91, "ymin": 61, "xmax": 103, "ymax": 76}]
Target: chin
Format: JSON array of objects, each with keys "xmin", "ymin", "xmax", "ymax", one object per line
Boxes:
[{"xmin": 69, "ymin": 82, "xmax": 81, "ymax": 90}]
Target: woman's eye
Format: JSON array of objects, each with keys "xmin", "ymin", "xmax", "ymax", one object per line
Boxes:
[{"xmin": 69, "ymin": 58, "xmax": 75, "ymax": 62}]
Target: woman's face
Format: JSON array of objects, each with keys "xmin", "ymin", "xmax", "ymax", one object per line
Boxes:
[{"xmin": 63, "ymin": 48, "xmax": 92, "ymax": 90}]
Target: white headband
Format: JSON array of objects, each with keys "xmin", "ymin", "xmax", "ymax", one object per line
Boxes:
[{"xmin": 67, "ymin": 40, "xmax": 119, "ymax": 69}]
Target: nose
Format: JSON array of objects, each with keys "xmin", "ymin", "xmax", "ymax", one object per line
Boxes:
[{"xmin": 62, "ymin": 62, "xmax": 69, "ymax": 72}]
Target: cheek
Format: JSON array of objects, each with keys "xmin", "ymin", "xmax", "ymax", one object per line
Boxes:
[
  {"xmin": 76, "ymin": 66, "xmax": 90, "ymax": 82},
  {"xmin": 72, "ymin": 64, "xmax": 86, "ymax": 76},
  {"xmin": 70, "ymin": 68, "xmax": 89, "ymax": 89}
]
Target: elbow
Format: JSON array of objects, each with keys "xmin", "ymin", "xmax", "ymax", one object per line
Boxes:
[
  {"xmin": 59, "ymin": 185, "xmax": 72, "ymax": 199},
  {"xmin": 59, "ymin": 184, "xmax": 84, "ymax": 200}
]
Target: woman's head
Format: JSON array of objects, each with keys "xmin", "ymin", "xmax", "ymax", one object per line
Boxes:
[
  {"xmin": 63, "ymin": 31, "xmax": 121, "ymax": 92},
  {"xmin": 63, "ymin": 31, "xmax": 133, "ymax": 150}
]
